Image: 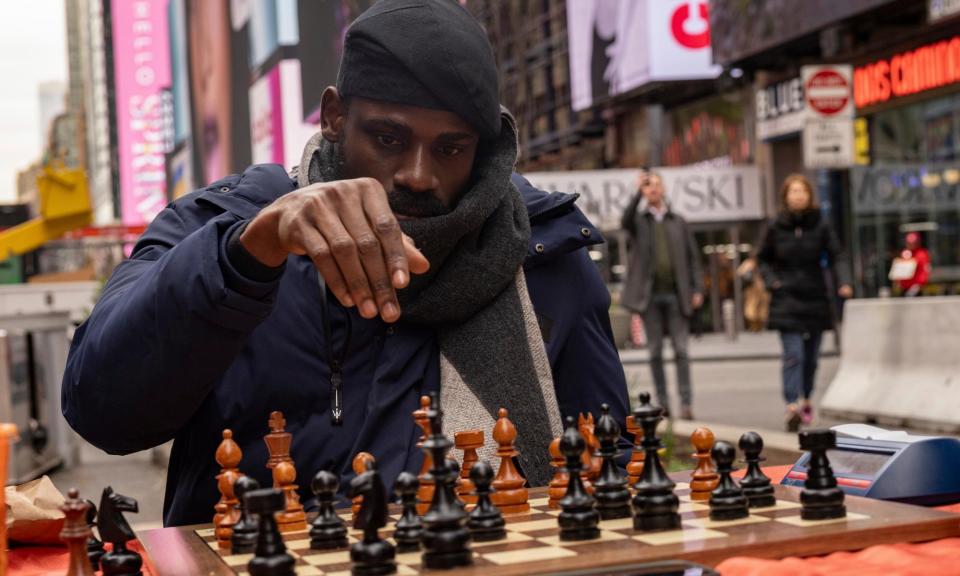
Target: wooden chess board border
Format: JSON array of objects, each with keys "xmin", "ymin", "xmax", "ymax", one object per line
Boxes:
[{"xmin": 139, "ymin": 481, "xmax": 960, "ymax": 576}]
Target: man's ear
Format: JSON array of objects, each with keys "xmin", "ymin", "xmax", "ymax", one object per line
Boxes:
[{"xmin": 320, "ymin": 87, "xmax": 346, "ymax": 142}]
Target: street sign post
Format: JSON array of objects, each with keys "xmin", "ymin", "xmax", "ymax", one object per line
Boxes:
[{"xmin": 801, "ymin": 64, "xmax": 855, "ymax": 168}]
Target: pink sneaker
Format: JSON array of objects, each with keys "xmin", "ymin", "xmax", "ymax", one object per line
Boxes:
[{"xmin": 801, "ymin": 403, "xmax": 814, "ymax": 425}]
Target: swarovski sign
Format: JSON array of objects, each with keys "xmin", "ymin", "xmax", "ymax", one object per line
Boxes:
[{"xmin": 524, "ymin": 165, "xmax": 764, "ymax": 230}]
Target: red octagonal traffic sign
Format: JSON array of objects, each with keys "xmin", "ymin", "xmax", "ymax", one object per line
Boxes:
[{"xmin": 806, "ymin": 69, "xmax": 850, "ymax": 116}]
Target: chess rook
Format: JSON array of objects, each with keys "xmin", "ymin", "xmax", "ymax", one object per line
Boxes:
[
  {"xmin": 689, "ymin": 427, "xmax": 719, "ymax": 502},
  {"xmin": 593, "ymin": 404, "xmax": 631, "ymax": 520},
  {"xmin": 455, "ymin": 429, "xmax": 484, "ymax": 505},
  {"xmin": 558, "ymin": 416, "xmax": 601, "ymax": 541},
  {"xmin": 708, "ymin": 441, "xmax": 749, "ymax": 521},
  {"xmin": 739, "ymin": 432, "xmax": 776, "ymax": 508},
  {"xmin": 232, "ymin": 475, "xmax": 261, "ymax": 555},
  {"xmin": 60, "ymin": 488, "xmax": 95, "ymax": 576},
  {"xmin": 309, "ymin": 471, "xmax": 348, "ymax": 551},
  {"xmin": 421, "ymin": 392, "xmax": 472, "ymax": 569},
  {"xmin": 799, "ymin": 430, "xmax": 846, "ymax": 520},
  {"xmin": 490, "ymin": 408, "xmax": 530, "ymax": 514},
  {"xmin": 631, "ymin": 393, "xmax": 681, "ymax": 532},
  {"xmin": 245, "ymin": 488, "xmax": 296, "ymax": 576}
]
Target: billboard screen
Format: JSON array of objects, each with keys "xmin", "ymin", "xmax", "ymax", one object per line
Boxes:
[
  {"xmin": 112, "ymin": 0, "xmax": 172, "ymax": 226},
  {"xmin": 249, "ymin": 59, "xmax": 317, "ymax": 168},
  {"xmin": 567, "ymin": 0, "xmax": 720, "ymax": 112}
]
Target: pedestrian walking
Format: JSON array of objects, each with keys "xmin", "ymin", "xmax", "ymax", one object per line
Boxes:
[
  {"xmin": 621, "ymin": 170, "xmax": 704, "ymax": 419},
  {"xmin": 757, "ymin": 174, "xmax": 852, "ymax": 431}
]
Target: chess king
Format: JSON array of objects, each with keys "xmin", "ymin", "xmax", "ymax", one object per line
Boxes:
[{"xmin": 61, "ymin": 0, "xmax": 630, "ymax": 526}]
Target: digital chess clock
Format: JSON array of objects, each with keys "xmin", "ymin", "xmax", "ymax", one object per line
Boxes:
[{"xmin": 781, "ymin": 424, "xmax": 960, "ymax": 506}]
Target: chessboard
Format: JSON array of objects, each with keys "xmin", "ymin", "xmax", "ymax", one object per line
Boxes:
[{"xmin": 138, "ymin": 482, "xmax": 960, "ymax": 576}]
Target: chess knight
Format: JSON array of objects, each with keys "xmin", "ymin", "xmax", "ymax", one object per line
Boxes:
[{"xmin": 61, "ymin": 0, "xmax": 631, "ymax": 526}]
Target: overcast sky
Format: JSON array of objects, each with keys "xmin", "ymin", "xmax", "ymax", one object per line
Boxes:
[{"xmin": 0, "ymin": 1, "xmax": 67, "ymax": 203}]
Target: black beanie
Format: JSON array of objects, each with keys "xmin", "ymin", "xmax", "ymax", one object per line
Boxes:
[{"xmin": 336, "ymin": 0, "xmax": 501, "ymax": 139}]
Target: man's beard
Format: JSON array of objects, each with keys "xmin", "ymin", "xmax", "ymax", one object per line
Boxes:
[{"xmin": 329, "ymin": 138, "xmax": 452, "ymax": 219}]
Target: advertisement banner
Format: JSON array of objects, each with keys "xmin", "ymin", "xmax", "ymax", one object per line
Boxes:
[
  {"xmin": 756, "ymin": 77, "xmax": 804, "ymax": 140},
  {"xmin": 523, "ymin": 165, "xmax": 764, "ymax": 229},
  {"xmin": 852, "ymin": 164, "xmax": 960, "ymax": 215},
  {"xmin": 112, "ymin": 0, "xmax": 172, "ymax": 226},
  {"xmin": 249, "ymin": 59, "xmax": 317, "ymax": 168},
  {"xmin": 567, "ymin": 0, "xmax": 720, "ymax": 112}
]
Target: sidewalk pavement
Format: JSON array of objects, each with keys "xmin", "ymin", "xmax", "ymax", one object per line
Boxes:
[{"xmin": 619, "ymin": 330, "xmax": 839, "ymax": 364}]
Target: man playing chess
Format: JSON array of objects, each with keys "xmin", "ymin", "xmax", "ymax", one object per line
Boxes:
[{"xmin": 61, "ymin": 0, "xmax": 629, "ymax": 526}]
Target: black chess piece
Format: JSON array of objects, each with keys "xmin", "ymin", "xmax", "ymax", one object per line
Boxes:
[
  {"xmin": 231, "ymin": 475, "xmax": 261, "ymax": 554},
  {"xmin": 708, "ymin": 441, "xmax": 750, "ymax": 521},
  {"xmin": 309, "ymin": 471, "xmax": 348, "ymax": 550},
  {"xmin": 245, "ymin": 488, "xmax": 296, "ymax": 576},
  {"xmin": 739, "ymin": 432, "xmax": 776, "ymax": 508},
  {"xmin": 98, "ymin": 486, "xmax": 143, "ymax": 576},
  {"xmin": 421, "ymin": 391, "xmax": 472, "ymax": 569},
  {"xmin": 799, "ymin": 430, "xmax": 846, "ymax": 520},
  {"xmin": 84, "ymin": 498, "xmax": 105, "ymax": 571},
  {"xmin": 349, "ymin": 458, "xmax": 397, "ymax": 575},
  {"xmin": 593, "ymin": 403, "xmax": 632, "ymax": 520},
  {"xmin": 467, "ymin": 460, "xmax": 506, "ymax": 541},
  {"xmin": 559, "ymin": 415, "xmax": 601, "ymax": 540},
  {"xmin": 631, "ymin": 393, "xmax": 681, "ymax": 531},
  {"xmin": 393, "ymin": 472, "xmax": 423, "ymax": 552}
]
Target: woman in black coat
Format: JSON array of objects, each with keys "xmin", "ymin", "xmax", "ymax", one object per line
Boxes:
[{"xmin": 757, "ymin": 174, "xmax": 852, "ymax": 431}]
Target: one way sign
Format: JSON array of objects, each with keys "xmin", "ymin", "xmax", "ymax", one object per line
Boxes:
[{"xmin": 803, "ymin": 118, "xmax": 854, "ymax": 169}]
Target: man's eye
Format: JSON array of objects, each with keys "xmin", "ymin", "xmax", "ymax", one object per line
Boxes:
[
  {"xmin": 439, "ymin": 145, "xmax": 462, "ymax": 157},
  {"xmin": 377, "ymin": 135, "xmax": 400, "ymax": 147}
]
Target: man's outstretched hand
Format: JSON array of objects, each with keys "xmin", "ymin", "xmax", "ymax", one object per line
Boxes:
[{"xmin": 240, "ymin": 177, "xmax": 430, "ymax": 323}]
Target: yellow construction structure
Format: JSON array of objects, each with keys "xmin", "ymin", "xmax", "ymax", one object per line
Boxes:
[{"xmin": 0, "ymin": 164, "xmax": 93, "ymax": 259}]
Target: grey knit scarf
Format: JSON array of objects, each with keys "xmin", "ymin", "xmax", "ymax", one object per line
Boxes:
[{"xmin": 297, "ymin": 113, "xmax": 562, "ymax": 486}]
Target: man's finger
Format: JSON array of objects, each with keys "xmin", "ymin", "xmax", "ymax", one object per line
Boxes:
[
  {"xmin": 298, "ymin": 226, "xmax": 353, "ymax": 308},
  {"xmin": 312, "ymin": 206, "xmax": 378, "ymax": 319},
  {"xmin": 340, "ymin": 194, "xmax": 400, "ymax": 323},
  {"xmin": 402, "ymin": 234, "xmax": 430, "ymax": 275},
  {"xmin": 361, "ymin": 185, "xmax": 410, "ymax": 289}
]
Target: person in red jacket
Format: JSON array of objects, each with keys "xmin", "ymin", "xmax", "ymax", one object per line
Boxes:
[{"xmin": 898, "ymin": 232, "xmax": 931, "ymax": 297}]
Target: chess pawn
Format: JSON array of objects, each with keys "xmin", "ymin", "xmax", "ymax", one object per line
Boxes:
[
  {"xmin": 232, "ymin": 475, "xmax": 261, "ymax": 554},
  {"xmin": 393, "ymin": 472, "xmax": 423, "ymax": 552},
  {"xmin": 578, "ymin": 413, "xmax": 602, "ymax": 481},
  {"xmin": 84, "ymin": 499, "xmax": 105, "ymax": 571},
  {"xmin": 272, "ymin": 461, "xmax": 308, "ymax": 532},
  {"xmin": 689, "ymin": 427, "xmax": 719, "ymax": 502},
  {"xmin": 60, "ymin": 488, "xmax": 95, "ymax": 576},
  {"xmin": 467, "ymin": 460, "xmax": 506, "ymax": 541},
  {"xmin": 352, "ymin": 452, "xmax": 376, "ymax": 522},
  {"xmin": 455, "ymin": 429, "xmax": 483, "ymax": 505},
  {"xmin": 245, "ymin": 488, "xmax": 296, "ymax": 576},
  {"xmin": 558, "ymin": 416, "xmax": 601, "ymax": 541},
  {"xmin": 490, "ymin": 408, "xmax": 530, "ymax": 514},
  {"xmin": 547, "ymin": 437, "xmax": 567, "ymax": 509},
  {"xmin": 593, "ymin": 404, "xmax": 632, "ymax": 520},
  {"xmin": 708, "ymin": 441, "xmax": 749, "ymax": 521},
  {"xmin": 631, "ymin": 392, "xmax": 681, "ymax": 532},
  {"xmin": 739, "ymin": 432, "xmax": 776, "ymax": 508},
  {"xmin": 625, "ymin": 415, "xmax": 645, "ymax": 486},
  {"xmin": 264, "ymin": 411, "xmax": 293, "ymax": 474},
  {"xmin": 799, "ymin": 430, "xmax": 846, "ymax": 520},
  {"xmin": 413, "ymin": 396, "xmax": 435, "ymax": 514},
  {"xmin": 214, "ymin": 429, "xmax": 243, "ymax": 549},
  {"xmin": 310, "ymin": 471, "xmax": 348, "ymax": 550}
]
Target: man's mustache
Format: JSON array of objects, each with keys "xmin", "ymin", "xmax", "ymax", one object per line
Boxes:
[{"xmin": 387, "ymin": 187, "xmax": 451, "ymax": 218}]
